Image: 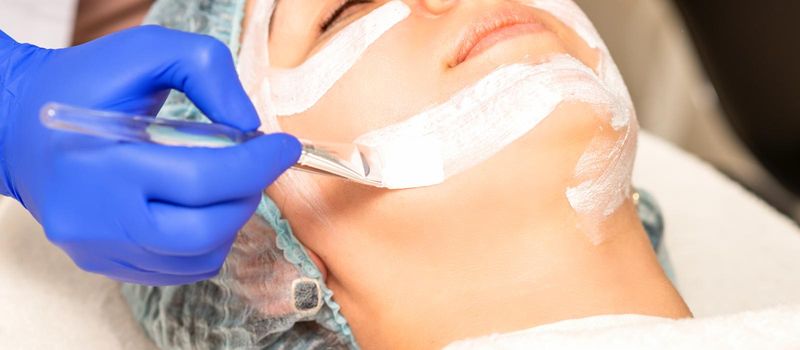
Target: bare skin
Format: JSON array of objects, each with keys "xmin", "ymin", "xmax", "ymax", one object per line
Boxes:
[{"xmin": 244, "ymin": 1, "xmax": 691, "ymax": 349}]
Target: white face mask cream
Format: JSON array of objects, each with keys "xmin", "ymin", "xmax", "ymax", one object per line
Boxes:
[
  {"xmin": 240, "ymin": 0, "xmax": 639, "ymax": 244},
  {"xmin": 267, "ymin": 1, "xmax": 411, "ymax": 116},
  {"xmin": 526, "ymin": 0, "xmax": 639, "ymax": 241},
  {"xmin": 355, "ymin": 54, "xmax": 621, "ymax": 179}
]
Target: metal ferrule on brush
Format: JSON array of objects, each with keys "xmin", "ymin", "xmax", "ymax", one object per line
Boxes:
[{"xmin": 294, "ymin": 140, "xmax": 383, "ymax": 187}]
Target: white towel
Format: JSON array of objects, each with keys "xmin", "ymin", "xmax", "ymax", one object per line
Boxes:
[{"xmin": 444, "ymin": 304, "xmax": 800, "ymax": 349}]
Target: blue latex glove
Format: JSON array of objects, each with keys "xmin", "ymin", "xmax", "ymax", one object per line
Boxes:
[{"xmin": 0, "ymin": 26, "xmax": 301, "ymax": 286}]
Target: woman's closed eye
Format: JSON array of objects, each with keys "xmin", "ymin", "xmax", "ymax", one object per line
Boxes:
[{"xmin": 320, "ymin": 0, "xmax": 375, "ymax": 33}]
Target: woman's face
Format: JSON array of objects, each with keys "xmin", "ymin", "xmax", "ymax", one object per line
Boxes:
[
  {"xmin": 269, "ymin": 0, "xmax": 598, "ymax": 140},
  {"xmin": 251, "ymin": 1, "xmax": 629, "ymax": 348}
]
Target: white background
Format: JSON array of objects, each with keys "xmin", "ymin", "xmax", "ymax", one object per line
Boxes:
[{"xmin": 0, "ymin": 0, "xmax": 77, "ymax": 48}]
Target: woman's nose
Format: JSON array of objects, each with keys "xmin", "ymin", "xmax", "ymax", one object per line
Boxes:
[{"xmin": 418, "ymin": 0, "xmax": 459, "ymax": 15}]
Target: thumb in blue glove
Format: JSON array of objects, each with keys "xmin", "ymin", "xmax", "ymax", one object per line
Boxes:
[{"xmin": 0, "ymin": 26, "xmax": 301, "ymax": 286}]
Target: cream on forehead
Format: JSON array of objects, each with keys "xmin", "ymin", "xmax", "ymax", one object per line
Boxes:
[{"xmin": 267, "ymin": 1, "xmax": 410, "ymax": 116}]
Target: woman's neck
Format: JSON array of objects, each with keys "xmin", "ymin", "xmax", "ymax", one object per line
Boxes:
[
  {"xmin": 330, "ymin": 199, "xmax": 691, "ymax": 350},
  {"xmin": 280, "ymin": 103, "xmax": 691, "ymax": 349}
]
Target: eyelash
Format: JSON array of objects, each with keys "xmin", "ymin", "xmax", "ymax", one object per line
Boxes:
[{"xmin": 320, "ymin": 0, "xmax": 374, "ymax": 33}]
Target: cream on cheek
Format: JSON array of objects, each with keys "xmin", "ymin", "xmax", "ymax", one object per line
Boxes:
[
  {"xmin": 242, "ymin": 0, "xmax": 638, "ymax": 245},
  {"xmin": 526, "ymin": 0, "xmax": 639, "ymax": 240},
  {"xmin": 267, "ymin": 1, "xmax": 412, "ymax": 116},
  {"xmin": 354, "ymin": 55, "xmax": 621, "ymax": 179}
]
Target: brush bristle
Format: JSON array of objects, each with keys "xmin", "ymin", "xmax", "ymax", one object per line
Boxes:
[{"xmin": 363, "ymin": 136, "xmax": 445, "ymax": 189}]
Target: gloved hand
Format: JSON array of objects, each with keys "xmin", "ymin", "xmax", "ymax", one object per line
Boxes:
[{"xmin": 0, "ymin": 26, "xmax": 301, "ymax": 286}]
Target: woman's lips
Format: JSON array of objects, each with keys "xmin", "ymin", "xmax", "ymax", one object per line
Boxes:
[
  {"xmin": 450, "ymin": 7, "xmax": 550, "ymax": 67},
  {"xmin": 464, "ymin": 22, "xmax": 547, "ymax": 62}
]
